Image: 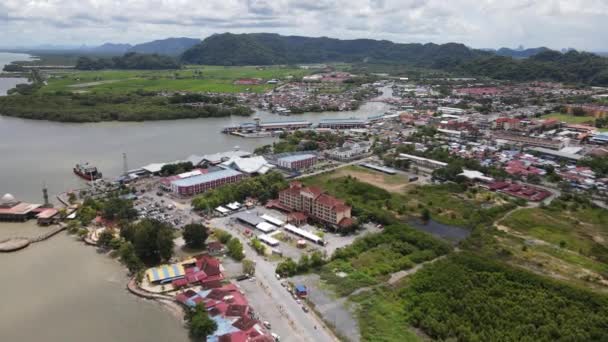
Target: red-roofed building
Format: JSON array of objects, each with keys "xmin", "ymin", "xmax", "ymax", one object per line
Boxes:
[
  {"xmin": 492, "ymin": 117, "xmax": 521, "ymax": 131},
  {"xmin": 278, "ymin": 182, "xmax": 353, "ymax": 229}
]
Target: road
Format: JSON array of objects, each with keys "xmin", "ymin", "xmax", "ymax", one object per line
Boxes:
[{"xmin": 212, "ymin": 218, "xmax": 337, "ymax": 342}]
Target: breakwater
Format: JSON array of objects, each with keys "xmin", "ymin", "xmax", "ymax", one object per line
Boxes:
[{"xmin": 0, "ymin": 223, "xmax": 66, "ymax": 252}]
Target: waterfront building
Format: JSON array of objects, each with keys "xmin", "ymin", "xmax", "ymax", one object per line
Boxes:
[
  {"xmin": 0, "ymin": 193, "xmax": 42, "ymax": 222},
  {"xmin": 275, "ymin": 153, "xmax": 317, "ymax": 170},
  {"xmin": 278, "ymin": 182, "xmax": 353, "ymax": 229},
  {"xmin": 317, "ymin": 118, "xmax": 366, "ymax": 129},
  {"xmin": 168, "ymin": 168, "xmax": 244, "ymax": 196}
]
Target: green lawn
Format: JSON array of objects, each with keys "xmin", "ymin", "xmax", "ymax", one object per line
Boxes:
[
  {"xmin": 541, "ymin": 112, "xmax": 596, "ymax": 125},
  {"xmin": 41, "ymin": 65, "xmax": 311, "ymax": 94}
]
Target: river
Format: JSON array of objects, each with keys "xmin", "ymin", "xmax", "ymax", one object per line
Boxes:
[
  {"xmin": 0, "ymin": 52, "xmax": 32, "ymax": 95},
  {"xmin": 0, "ymin": 52, "xmax": 391, "ymax": 341},
  {"xmin": 0, "ymin": 222, "xmax": 189, "ymax": 342}
]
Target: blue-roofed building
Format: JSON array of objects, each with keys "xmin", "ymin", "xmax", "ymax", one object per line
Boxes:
[
  {"xmin": 170, "ymin": 168, "xmax": 244, "ymax": 196},
  {"xmin": 591, "ymin": 133, "xmax": 608, "ymax": 145}
]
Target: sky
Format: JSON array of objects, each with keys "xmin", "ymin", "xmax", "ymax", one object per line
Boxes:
[{"xmin": 0, "ymin": 0, "xmax": 607, "ymax": 51}]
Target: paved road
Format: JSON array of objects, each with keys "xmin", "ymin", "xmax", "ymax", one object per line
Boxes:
[{"xmin": 211, "ymin": 218, "xmax": 337, "ymax": 342}]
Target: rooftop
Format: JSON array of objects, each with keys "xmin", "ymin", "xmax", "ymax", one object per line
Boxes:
[{"xmin": 171, "ymin": 168, "xmax": 242, "ymax": 187}]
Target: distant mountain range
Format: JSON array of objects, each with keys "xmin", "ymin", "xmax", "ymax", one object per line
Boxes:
[
  {"xmin": 34, "ymin": 37, "xmax": 202, "ymax": 56},
  {"xmin": 181, "ymin": 33, "xmax": 490, "ymax": 67}
]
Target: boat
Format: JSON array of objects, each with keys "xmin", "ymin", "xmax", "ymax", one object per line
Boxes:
[{"xmin": 73, "ymin": 162, "xmax": 102, "ymax": 180}]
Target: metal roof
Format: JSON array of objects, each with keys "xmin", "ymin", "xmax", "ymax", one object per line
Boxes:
[
  {"xmin": 277, "ymin": 154, "xmax": 316, "ymax": 163},
  {"xmin": 171, "ymin": 168, "xmax": 242, "ymax": 187}
]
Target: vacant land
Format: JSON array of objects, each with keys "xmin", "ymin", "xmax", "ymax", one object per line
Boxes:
[
  {"xmin": 492, "ymin": 194, "xmax": 608, "ymax": 290},
  {"xmin": 41, "ymin": 65, "xmax": 311, "ymax": 94},
  {"xmin": 302, "ymin": 170, "xmax": 516, "ymax": 228},
  {"xmin": 500, "ymin": 205, "xmax": 608, "ymax": 260},
  {"xmin": 322, "ymin": 165, "xmax": 411, "ymax": 193},
  {"xmin": 541, "ymin": 112, "xmax": 596, "ymax": 125}
]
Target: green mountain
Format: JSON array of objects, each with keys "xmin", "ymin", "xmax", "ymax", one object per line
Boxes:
[
  {"xmin": 128, "ymin": 37, "xmax": 201, "ymax": 56},
  {"xmin": 181, "ymin": 33, "xmax": 490, "ymax": 66}
]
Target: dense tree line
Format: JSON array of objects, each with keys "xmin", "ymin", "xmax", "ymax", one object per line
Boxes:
[
  {"xmin": 75, "ymin": 52, "xmax": 180, "ymax": 70},
  {"xmin": 120, "ymin": 219, "xmax": 175, "ymax": 265},
  {"xmin": 160, "ymin": 162, "xmax": 194, "ymax": 176},
  {"xmin": 398, "ymin": 253, "xmax": 608, "ymax": 341},
  {"xmin": 191, "ymin": 172, "xmax": 287, "ymax": 211},
  {"xmin": 0, "ymin": 92, "xmax": 252, "ymax": 122},
  {"xmin": 255, "ymin": 130, "xmax": 346, "ymax": 155}
]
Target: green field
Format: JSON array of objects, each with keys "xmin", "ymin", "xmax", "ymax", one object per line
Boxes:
[
  {"xmin": 541, "ymin": 112, "xmax": 596, "ymax": 124},
  {"xmin": 500, "ymin": 204, "xmax": 608, "ymax": 261},
  {"xmin": 41, "ymin": 65, "xmax": 311, "ymax": 94}
]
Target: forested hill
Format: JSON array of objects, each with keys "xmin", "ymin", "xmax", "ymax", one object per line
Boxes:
[
  {"xmin": 458, "ymin": 50, "xmax": 608, "ymax": 85},
  {"xmin": 181, "ymin": 33, "xmax": 490, "ymax": 67},
  {"xmin": 128, "ymin": 37, "xmax": 201, "ymax": 56},
  {"xmin": 75, "ymin": 52, "xmax": 180, "ymax": 70},
  {"xmin": 180, "ymin": 33, "xmax": 608, "ymax": 85}
]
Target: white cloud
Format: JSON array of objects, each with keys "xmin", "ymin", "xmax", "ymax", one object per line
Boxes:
[{"xmin": 0, "ymin": 0, "xmax": 605, "ymax": 50}]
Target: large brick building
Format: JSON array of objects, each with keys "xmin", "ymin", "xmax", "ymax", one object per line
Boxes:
[{"xmin": 278, "ymin": 182, "xmax": 353, "ymax": 228}]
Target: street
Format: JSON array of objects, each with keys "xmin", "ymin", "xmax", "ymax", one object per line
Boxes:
[{"xmin": 210, "ymin": 216, "xmax": 338, "ymax": 342}]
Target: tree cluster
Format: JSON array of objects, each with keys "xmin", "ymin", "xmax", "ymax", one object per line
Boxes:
[
  {"xmin": 192, "ymin": 172, "xmax": 287, "ymax": 211},
  {"xmin": 75, "ymin": 52, "xmax": 180, "ymax": 70}
]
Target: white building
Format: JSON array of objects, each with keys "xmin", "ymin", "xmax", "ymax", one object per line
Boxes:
[
  {"xmin": 327, "ymin": 141, "xmax": 371, "ymax": 160},
  {"xmin": 437, "ymin": 107, "xmax": 465, "ymax": 115}
]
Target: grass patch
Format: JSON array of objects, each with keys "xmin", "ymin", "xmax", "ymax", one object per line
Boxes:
[
  {"xmin": 41, "ymin": 65, "xmax": 310, "ymax": 94},
  {"xmin": 319, "ymin": 224, "xmax": 451, "ymax": 296},
  {"xmin": 500, "ymin": 205, "xmax": 608, "ymax": 260},
  {"xmin": 541, "ymin": 112, "xmax": 596, "ymax": 125}
]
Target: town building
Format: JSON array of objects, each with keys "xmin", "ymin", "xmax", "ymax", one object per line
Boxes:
[
  {"xmin": 326, "ymin": 141, "xmax": 371, "ymax": 160},
  {"xmin": 398, "ymin": 153, "xmax": 447, "ymax": 170},
  {"xmin": 492, "ymin": 117, "xmax": 521, "ymax": 131},
  {"xmin": 317, "ymin": 118, "xmax": 367, "ymax": 129},
  {"xmin": 278, "ymin": 182, "xmax": 353, "ymax": 229},
  {"xmin": 493, "ymin": 132, "xmax": 565, "ymax": 150},
  {"xmin": 437, "ymin": 107, "xmax": 465, "ymax": 115},
  {"xmin": 167, "ymin": 168, "xmax": 244, "ymax": 197},
  {"xmin": 275, "ymin": 154, "xmax": 317, "ymax": 170}
]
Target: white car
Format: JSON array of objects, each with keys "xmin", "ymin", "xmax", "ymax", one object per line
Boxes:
[
  {"xmin": 271, "ymin": 333, "xmax": 280, "ymax": 341},
  {"xmin": 263, "ymin": 321, "xmax": 271, "ymax": 329}
]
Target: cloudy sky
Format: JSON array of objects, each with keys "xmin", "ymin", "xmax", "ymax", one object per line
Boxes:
[{"xmin": 0, "ymin": 0, "xmax": 606, "ymax": 50}]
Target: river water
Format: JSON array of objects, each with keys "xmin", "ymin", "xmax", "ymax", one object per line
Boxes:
[
  {"xmin": 0, "ymin": 52, "xmax": 32, "ymax": 95},
  {"xmin": 0, "ymin": 52, "xmax": 391, "ymax": 341}
]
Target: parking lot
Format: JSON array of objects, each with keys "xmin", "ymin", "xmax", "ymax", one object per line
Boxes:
[{"xmin": 133, "ymin": 191, "xmax": 198, "ymax": 229}]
